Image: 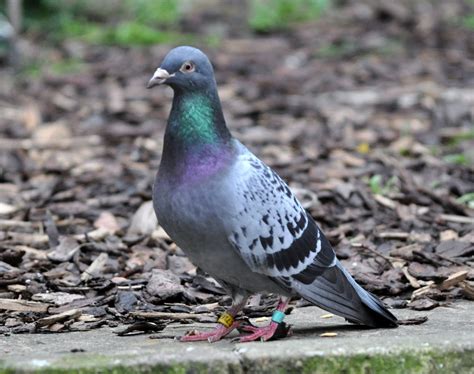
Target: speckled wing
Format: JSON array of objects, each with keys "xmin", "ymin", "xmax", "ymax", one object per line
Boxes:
[
  {"xmin": 226, "ymin": 149, "xmax": 336, "ymax": 279},
  {"xmin": 224, "ymin": 147, "xmax": 398, "ymax": 328}
]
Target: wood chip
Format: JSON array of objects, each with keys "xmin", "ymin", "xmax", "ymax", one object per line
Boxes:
[
  {"xmin": 439, "ymin": 271, "xmax": 468, "ymax": 290},
  {"xmin": 459, "ymin": 281, "xmax": 474, "ymax": 300},
  {"xmin": 331, "ymin": 149, "xmax": 365, "ymax": 167},
  {"xmin": 48, "ymin": 236, "xmax": 81, "ymax": 262},
  {"xmin": 74, "ymin": 227, "xmax": 110, "ymax": 242},
  {"xmin": 7, "ymin": 284, "xmax": 27, "ymax": 293},
  {"xmin": 94, "ymin": 211, "xmax": 120, "ymax": 234},
  {"xmin": 48, "ymin": 323, "xmax": 65, "ymax": 332},
  {"xmin": 440, "ymin": 230, "xmax": 459, "ymax": 241},
  {"xmin": 0, "ymin": 219, "xmax": 38, "ymax": 230},
  {"xmin": 117, "ymin": 284, "xmax": 144, "ymax": 290},
  {"xmin": 128, "ymin": 201, "xmax": 158, "ymax": 236},
  {"xmin": 0, "ymin": 136, "xmax": 101, "ymax": 150},
  {"xmin": 320, "ymin": 332, "xmax": 338, "ymax": 337},
  {"xmin": 397, "ymin": 316, "xmax": 428, "ymax": 325},
  {"xmin": 7, "ymin": 232, "xmax": 49, "ymax": 246},
  {"xmin": 320, "ymin": 313, "xmax": 334, "ymax": 319},
  {"xmin": 0, "ymin": 202, "xmax": 18, "ymax": 215},
  {"xmin": 374, "ymin": 195, "xmax": 397, "ymax": 209},
  {"xmin": 408, "ymin": 298, "xmax": 439, "ymax": 311},
  {"xmin": 36, "ymin": 309, "xmax": 82, "ymax": 327},
  {"xmin": 81, "ymin": 253, "xmax": 109, "ymax": 281},
  {"xmin": 130, "ymin": 311, "xmax": 205, "ymax": 321},
  {"xmin": 14, "ymin": 245, "xmax": 48, "ymax": 260},
  {"xmin": 32, "ymin": 292, "xmax": 85, "ymax": 306},
  {"xmin": 376, "ymin": 231, "xmax": 409, "ymax": 240},
  {"xmin": 401, "ymin": 267, "xmax": 421, "ymax": 289},
  {"xmin": 439, "ymin": 214, "xmax": 474, "ymax": 225},
  {"xmin": 78, "ymin": 314, "xmax": 101, "ymax": 322},
  {"xmin": 151, "ymin": 226, "xmax": 171, "ymax": 241},
  {"xmin": 0, "ymin": 298, "xmax": 49, "ymax": 312},
  {"xmin": 411, "ymin": 283, "xmax": 435, "ymax": 299}
]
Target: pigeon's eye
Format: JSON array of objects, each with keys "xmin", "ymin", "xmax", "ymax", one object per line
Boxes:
[{"xmin": 180, "ymin": 61, "xmax": 195, "ymax": 73}]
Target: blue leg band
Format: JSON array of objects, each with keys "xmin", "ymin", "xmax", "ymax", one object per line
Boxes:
[{"xmin": 271, "ymin": 310, "xmax": 286, "ymax": 324}]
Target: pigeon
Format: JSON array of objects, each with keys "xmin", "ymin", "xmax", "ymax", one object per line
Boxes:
[{"xmin": 147, "ymin": 46, "xmax": 398, "ymax": 342}]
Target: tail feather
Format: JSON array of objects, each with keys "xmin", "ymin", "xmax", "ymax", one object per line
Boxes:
[{"xmin": 292, "ymin": 260, "xmax": 398, "ymax": 328}]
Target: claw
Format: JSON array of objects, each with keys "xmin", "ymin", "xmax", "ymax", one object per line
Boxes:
[
  {"xmin": 238, "ymin": 321, "xmax": 291, "ymax": 342},
  {"xmin": 180, "ymin": 321, "xmax": 241, "ymax": 342}
]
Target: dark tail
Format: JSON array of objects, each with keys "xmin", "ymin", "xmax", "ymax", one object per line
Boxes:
[{"xmin": 294, "ymin": 260, "xmax": 398, "ymax": 328}]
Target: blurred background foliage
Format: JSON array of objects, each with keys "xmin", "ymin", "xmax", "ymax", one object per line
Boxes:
[
  {"xmin": 1, "ymin": 0, "xmax": 473, "ymax": 49},
  {"xmin": 0, "ymin": 0, "xmax": 334, "ymax": 46},
  {"xmin": 0, "ymin": 0, "xmax": 473, "ymax": 84}
]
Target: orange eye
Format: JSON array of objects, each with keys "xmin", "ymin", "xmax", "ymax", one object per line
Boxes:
[{"xmin": 180, "ymin": 61, "xmax": 195, "ymax": 73}]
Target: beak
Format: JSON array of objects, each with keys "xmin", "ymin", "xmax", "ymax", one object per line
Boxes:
[{"xmin": 147, "ymin": 68, "xmax": 174, "ymax": 89}]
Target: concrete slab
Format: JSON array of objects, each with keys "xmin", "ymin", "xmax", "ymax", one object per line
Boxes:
[{"xmin": 0, "ymin": 301, "xmax": 473, "ymax": 373}]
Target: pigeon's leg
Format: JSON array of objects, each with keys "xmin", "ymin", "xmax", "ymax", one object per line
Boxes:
[
  {"xmin": 180, "ymin": 294, "xmax": 248, "ymax": 342},
  {"xmin": 238, "ymin": 296, "xmax": 291, "ymax": 342}
]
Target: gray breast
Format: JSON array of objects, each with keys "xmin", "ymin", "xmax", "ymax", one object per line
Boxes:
[{"xmin": 153, "ymin": 175, "xmax": 288, "ymax": 295}]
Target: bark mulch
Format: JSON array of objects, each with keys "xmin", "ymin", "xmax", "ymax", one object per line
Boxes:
[{"xmin": 0, "ymin": 0, "xmax": 473, "ymax": 335}]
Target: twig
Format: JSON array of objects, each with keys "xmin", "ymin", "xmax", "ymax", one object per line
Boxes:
[
  {"xmin": 439, "ymin": 214, "xmax": 474, "ymax": 225},
  {"xmin": 130, "ymin": 311, "xmax": 211, "ymax": 321}
]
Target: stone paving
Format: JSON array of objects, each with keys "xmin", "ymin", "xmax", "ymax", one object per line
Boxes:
[{"xmin": 1, "ymin": 301, "xmax": 473, "ymax": 373}]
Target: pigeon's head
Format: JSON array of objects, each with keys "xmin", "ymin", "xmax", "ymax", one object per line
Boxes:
[{"xmin": 147, "ymin": 46, "xmax": 216, "ymax": 91}]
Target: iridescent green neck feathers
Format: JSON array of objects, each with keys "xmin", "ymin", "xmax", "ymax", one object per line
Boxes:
[
  {"xmin": 172, "ymin": 94, "xmax": 218, "ymax": 144},
  {"xmin": 160, "ymin": 88, "xmax": 232, "ymax": 180}
]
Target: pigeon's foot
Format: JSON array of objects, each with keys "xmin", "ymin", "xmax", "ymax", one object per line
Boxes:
[
  {"xmin": 237, "ymin": 297, "xmax": 291, "ymax": 342},
  {"xmin": 181, "ymin": 297, "xmax": 249, "ymax": 342},
  {"xmin": 238, "ymin": 321, "xmax": 291, "ymax": 342},
  {"xmin": 180, "ymin": 321, "xmax": 241, "ymax": 343}
]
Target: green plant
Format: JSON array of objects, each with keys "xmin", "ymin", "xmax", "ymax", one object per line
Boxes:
[
  {"xmin": 456, "ymin": 192, "xmax": 474, "ymax": 209},
  {"xmin": 443, "ymin": 153, "xmax": 468, "ymax": 166},
  {"xmin": 124, "ymin": 0, "xmax": 180, "ymax": 27},
  {"xmin": 461, "ymin": 0, "xmax": 474, "ymax": 29},
  {"xmin": 249, "ymin": 0, "xmax": 330, "ymax": 32},
  {"xmin": 447, "ymin": 128, "xmax": 474, "ymax": 146},
  {"xmin": 18, "ymin": 57, "xmax": 85, "ymax": 79},
  {"xmin": 17, "ymin": 0, "xmax": 187, "ymax": 46},
  {"xmin": 368, "ymin": 174, "xmax": 399, "ymax": 195},
  {"xmin": 463, "ymin": 14, "xmax": 474, "ymax": 29},
  {"xmin": 317, "ymin": 41, "xmax": 356, "ymax": 58},
  {"xmin": 316, "ymin": 38, "xmax": 403, "ymax": 60}
]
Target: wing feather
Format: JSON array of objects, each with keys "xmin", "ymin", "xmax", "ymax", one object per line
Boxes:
[
  {"xmin": 226, "ymin": 150, "xmax": 332, "ymax": 278},
  {"xmin": 224, "ymin": 147, "xmax": 397, "ymax": 327}
]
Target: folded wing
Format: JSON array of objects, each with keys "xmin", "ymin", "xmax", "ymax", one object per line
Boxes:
[{"xmin": 225, "ymin": 148, "xmax": 397, "ymax": 328}]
